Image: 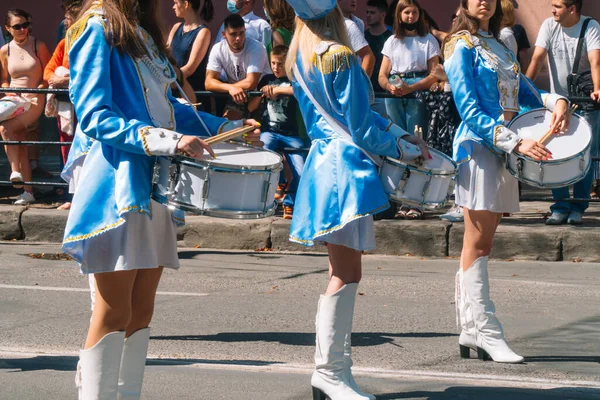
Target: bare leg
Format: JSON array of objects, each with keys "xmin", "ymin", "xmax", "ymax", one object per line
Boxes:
[
  {"xmin": 85, "ymin": 270, "xmax": 137, "ymax": 349},
  {"xmin": 326, "ymin": 243, "xmax": 362, "ymax": 294},
  {"xmin": 126, "ymin": 266, "xmax": 164, "ymax": 337},
  {"xmin": 461, "ymin": 209, "xmax": 502, "ymax": 270},
  {"xmin": 0, "ymin": 120, "xmax": 26, "ymax": 174}
]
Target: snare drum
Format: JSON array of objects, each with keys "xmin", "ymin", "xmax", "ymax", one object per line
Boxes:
[
  {"xmin": 152, "ymin": 141, "xmax": 282, "ymax": 219},
  {"xmin": 379, "ymin": 148, "xmax": 458, "ymax": 209},
  {"xmin": 506, "ymin": 109, "xmax": 592, "ymax": 188}
]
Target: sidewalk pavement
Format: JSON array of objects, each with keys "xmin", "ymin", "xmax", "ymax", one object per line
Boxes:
[{"xmin": 1, "ymin": 200, "xmax": 599, "ymax": 262}]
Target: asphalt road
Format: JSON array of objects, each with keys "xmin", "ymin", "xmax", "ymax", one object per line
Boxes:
[{"xmin": 1, "ymin": 242, "xmax": 599, "ymax": 399}]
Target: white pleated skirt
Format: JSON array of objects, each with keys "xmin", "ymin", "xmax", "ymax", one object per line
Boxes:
[
  {"xmin": 79, "ymin": 200, "xmax": 180, "ymax": 274},
  {"xmin": 455, "ymin": 142, "xmax": 520, "ymax": 214},
  {"xmin": 315, "ymin": 215, "xmax": 376, "ymax": 251}
]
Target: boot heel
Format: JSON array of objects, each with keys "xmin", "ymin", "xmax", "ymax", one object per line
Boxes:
[
  {"xmin": 312, "ymin": 386, "xmax": 327, "ymax": 400},
  {"xmin": 459, "ymin": 345, "xmax": 471, "ymax": 359},
  {"xmin": 477, "ymin": 347, "xmax": 492, "ymax": 361}
]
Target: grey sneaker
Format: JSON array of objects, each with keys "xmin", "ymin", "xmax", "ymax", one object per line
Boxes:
[
  {"xmin": 440, "ymin": 205, "xmax": 464, "ymax": 222},
  {"xmin": 546, "ymin": 211, "xmax": 568, "ymax": 225},
  {"xmin": 567, "ymin": 211, "xmax": 583, "ymax": 225}
]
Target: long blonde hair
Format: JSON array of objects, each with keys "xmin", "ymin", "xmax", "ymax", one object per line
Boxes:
[{"xmin": 285, "ymin": 6, "xmax": 353, "ymax": 79}]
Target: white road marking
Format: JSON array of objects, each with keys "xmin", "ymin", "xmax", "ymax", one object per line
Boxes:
[
  {"xmin": 0, "ymin": 284, "xmax": 208, "ymax": 297},
  {"xmin": 1, "ymin": 349, "xmax": 599, "ymax": 391}
]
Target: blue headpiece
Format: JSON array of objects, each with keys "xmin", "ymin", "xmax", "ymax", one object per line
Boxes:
[{"xmin": 285, "ymin": 0, "xmax": 337, "ymax": 21}]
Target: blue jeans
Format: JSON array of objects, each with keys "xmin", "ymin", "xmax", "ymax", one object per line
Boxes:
[
  {"xmin": 371, "ymin": 97, "xmax": 388, "ymax": 119},
  {"xmin": 550, "ymin": 109, "xmax": 600, "ymax": 214},
  {"xmin": 260, "ymin": 132, "xmax": 308, "ymax": 208},
  {"xmin": 384, "ymin": 77, "xmax": 428, "ymax": 135}
]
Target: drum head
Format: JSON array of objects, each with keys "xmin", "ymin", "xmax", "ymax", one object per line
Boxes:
[
  {"xmin": 181, "ymin": 141, "xmax": 282, "ymax": 170},
  {"xmin": 421, "ymin": 148, "xmax": 457, "ymax": 172},
  {"xmin": 508, "ymin": 109, "xmax": 592, "ymax": 161}
]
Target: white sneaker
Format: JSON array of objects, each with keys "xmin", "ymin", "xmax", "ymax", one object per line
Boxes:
[
  {"xmin": 14, "ymin": 191, "xmax": 35, "ymax": 205},
  {"xmin": 440, "ymin": 205, "xmax": 464, "ymax": 222},
  {"xmin": 10, "ymin": 171, "xmax": 24, "ymax": 188}
]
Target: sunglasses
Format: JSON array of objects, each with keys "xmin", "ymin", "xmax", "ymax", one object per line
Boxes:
[{"xmin": 10, "ymin": 21, "xmax": 31, "ymax": 31}]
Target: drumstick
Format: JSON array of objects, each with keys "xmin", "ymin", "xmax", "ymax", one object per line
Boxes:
[
  {"xmin": 204, "ymin": 125, "xmax": 257, "ymax": 145},
  {"xmin": 539, "ymin": 104, "xmax": 579, "ymax": 145}
]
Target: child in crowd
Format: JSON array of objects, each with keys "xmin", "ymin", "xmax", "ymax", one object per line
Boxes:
[{"xmin": 248, "ymin": 45, "xmax": 307, "ymax": 219}]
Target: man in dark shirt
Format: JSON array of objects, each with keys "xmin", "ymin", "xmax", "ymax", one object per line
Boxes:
[
  {"xmin": 512, "ymin": 24, "xmax": 531, "ymax": 66},
  {"xmin": 365, "ymin": 0, "xmax": 392, "ymax": 117}
]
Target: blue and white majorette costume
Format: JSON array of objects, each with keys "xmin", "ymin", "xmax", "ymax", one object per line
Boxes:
[
  {"xmin": 289, "ymin": 42, "xmax": 413, "ymax": 250},
  {"xmin": 444, "ymin": 30, "xmax": 566, "ymax": 213},
  {"xmin": 62, "ymin": 7, "xmax": 240, "ymax": 273}
]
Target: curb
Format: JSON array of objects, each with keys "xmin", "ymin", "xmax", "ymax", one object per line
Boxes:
[{"xmin": 4, "ymin": 207, "xmax": 600, "ymax": 262}]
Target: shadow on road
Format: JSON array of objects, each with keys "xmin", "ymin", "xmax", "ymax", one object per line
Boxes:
[
  {"xmin": 0, "ymin": 355, "xmax": 283, "ymax": 372},
  {"xmin": 151, "ymin": 331, "xmax": 457, "ymax": 347},
  {"xmin": 375, "ymin": 386, "xmax": 600, "ymax": 399}
]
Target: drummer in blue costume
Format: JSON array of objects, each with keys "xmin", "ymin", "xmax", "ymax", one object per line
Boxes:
[
  {"xmin": 62, "ymin": 0, "xmax": 260, "ymax": 398},
  {"xmin": 443, "ymin": 0, "xmax": 569, "ymax": 365},
  {"xmin": 284, "ymin": 1, "xmax": 427, "ymax": 399}
]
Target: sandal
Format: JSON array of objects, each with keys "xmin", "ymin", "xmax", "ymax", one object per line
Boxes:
[
  {"xmin": 406, "ymin": 208, "xmax": 424, "ymax": 220},
  {"xmin": 591, "ymin": 184, "xmax": 600, "ymax": 199},
  {"xmin": 394, "ymin": 205, "xmax": 410, "ymax": 219}
]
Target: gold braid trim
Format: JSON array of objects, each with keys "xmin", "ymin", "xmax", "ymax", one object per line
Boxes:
[
  {"xmin": 65, "ymin": 7, "xmax": 105, "ymax": 53},
  {"xmin": 312, "ymin": 46, "xmax": 355, "ymax": 75},
  {"xmin": 493, "ymin": 125, "xmax": 504, "ymax": 147},
  {"xmin": 139, "ymin": 126, "xmax": 153, "ymax": 156},
  {"xmin": 443, "ymin": 30, "xmax": 475, "ymax": 61}
]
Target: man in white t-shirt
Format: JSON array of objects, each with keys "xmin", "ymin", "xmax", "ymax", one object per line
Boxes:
[
  {"xmin": 215, "ymin": 0, "xmax": 272, "ymax": 50},
  {"xmin": 338, "ymin": 0, "xmax": 365, "ymax": 33},
  {"xmin": 206, "ymin": 14, "xmax": 268, "ymax": 120},
  {"xmin": 527, "ymin": 0, "xmax": 600, "ymax": 225}
]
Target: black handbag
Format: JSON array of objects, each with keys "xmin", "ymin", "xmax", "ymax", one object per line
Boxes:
[{"xmin": 567, "ymin": 18, "xmax": 599, "ymax": 110}]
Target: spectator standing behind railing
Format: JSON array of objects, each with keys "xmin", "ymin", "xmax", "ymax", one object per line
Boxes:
[
  {"xmin": 205, "ymin": 14, "xmax": 268, "ymax": 120},
  {"xmin": 338, "ymin": 0, "xmax": 376, "ymax": 76},
  {"xmin": 365, "ymin": 0, "xmax": 392, "ymax": 118},
  {"xmin": 0, "ymin": 9, "xmax": 50, "ymax": 205},
  {"xmin": 378, "ymin": 0, "xmax": 440, "ymax": 220},
  {"xmin": 499, "ymin": 0, "xmax": 518, "ymax": 55},
  {"xmin": 264, "ymin": 0, "xmax": 295, "ymax": 54},
  {"xmin": 526, "ymin": 0, "xmax": 600, "ymax": 225},
  {"xmin": 167, "ymin": 0, "xmax": 214, "ymax": 111},
  {"xmin": 215, "ymin": 0, "xmax": 272, "ymax": 49}
]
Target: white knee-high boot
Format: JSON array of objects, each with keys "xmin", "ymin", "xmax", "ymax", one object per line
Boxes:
[
  {"xmin": 456, "ymin": 267, "xmax": 477, "ymax": 358},
  {"xmin": 76, "ymin": 331, "xmax": 126, "ymax": 400},
  {"xmin": 311, "ymin": 283, "xmax": 371, "ymax": 400},
  {"xmin": 117, "ymin": 328, "xmax": 151, "ymax": 400},
  {"xmin": 344, "ymin": 334, "xmax": 375, "ymax": 399},
  {"xmin": 462, "ymin": 257, "xmax": 523, "ymax": 363}
]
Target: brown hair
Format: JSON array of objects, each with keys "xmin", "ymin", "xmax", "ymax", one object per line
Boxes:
[
  {"xmin": 446, "ymin": 0, "xmax": 504, "ymax": 39},
  {"xmin": 393, "ymin": 0, "xmax": 429, "ymax": 39},
  {"xmin": 5, "ymin": 8, "xmax": 31, "ymax": 27},
  {"xmin": 264, "ymin": 0, "xmax": 295, "ymax": 32},
  {"xmin": 500, "ymin": 0, "xmax": 515, "ymax": 28},
  {"xmin": 271, "ymin": 44, "xmax": 288, "ymax": 58},
  {"xmin": 77, "ymin": 0, "xmax": 167, "ymax": 59}
]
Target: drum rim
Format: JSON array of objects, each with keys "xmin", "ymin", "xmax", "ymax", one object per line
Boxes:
[
  {"xmin": 507, "ymin": 108, "xmax": 593, "ymax": 163},
  {"xmin": 173, "ymin": 141, "xmax": 284, "ymax": 171},
  {"xmin": 383, "ymin": 147, "xmax": 458, "ymax": 176}
]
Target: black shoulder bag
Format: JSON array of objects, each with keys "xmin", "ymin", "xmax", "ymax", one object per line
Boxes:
[{"xmin": 567, "ymin": 18, "xmax": 599, "ymax": 110}]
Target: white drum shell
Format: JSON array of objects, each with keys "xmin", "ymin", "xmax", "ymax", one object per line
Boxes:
[
  {"xmin": 507, "ymin": 109, "xmax": 592, "ymax": 189},
  {"xmin": 379, "ymin": 148, "xmax": 458, "ymax": 209},
  {"xmin": 152, "ymin": 142, "xmax": 282, "ymax": 219}
]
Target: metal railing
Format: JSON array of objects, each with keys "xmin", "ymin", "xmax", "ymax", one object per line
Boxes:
[{"xmin": 1, "ymin": 87, "xmax": 599, "ymax": 203}]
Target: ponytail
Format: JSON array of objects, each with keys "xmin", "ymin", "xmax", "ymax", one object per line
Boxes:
[{"xmin": 201, "ymin": 0, "xmax": 214, "ymax": 23}]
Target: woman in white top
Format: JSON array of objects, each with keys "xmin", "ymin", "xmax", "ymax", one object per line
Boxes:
[
  {"xmin": 499, "ymin": 0, "xmax": 518, "ymax": 55},
  {"xmin": 378, "ymin": 0, "xmax": 439, "ymax": 219}
]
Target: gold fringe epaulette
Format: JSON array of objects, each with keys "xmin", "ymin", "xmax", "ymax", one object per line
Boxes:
[
  {"xmin": 65, "ymin": 7, "xmax": 105, "ymax": 53},
  {"xmin": 443, "ymin": 30, "xmax": 475, "ymax": 61},
  {"xmin": 312, "ymin": 46, "xmax": 355, "ymax": 75}
]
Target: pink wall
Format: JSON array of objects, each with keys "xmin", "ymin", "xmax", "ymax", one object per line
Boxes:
[{"xmin": 2, "ymin": 0, "xmax": 599, "ymax": 86}]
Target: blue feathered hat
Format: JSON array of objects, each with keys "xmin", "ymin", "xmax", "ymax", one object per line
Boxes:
[{"xmin": 285, "ymin": 0, "xmax": 337, "ymax": 21}]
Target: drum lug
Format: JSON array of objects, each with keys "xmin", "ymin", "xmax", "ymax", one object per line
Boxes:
[
  {"xmin": 152, "ymin": 159, "xmax": 161, "ymax": 185},
  {"xmin": 202, "ymin": 170, "xmax": 211, "ymax": 205},
  {"xmin": 580, "ymin": 155, "xmax": 586, "ymax": 173},
  {"xmin": 516, "ymin": 159, "xmax": 524, "ymax": 179},
  {"xmin": 395, "ymin": 169, "xmax": 410, "ymax": 193},
  {"xmin": 167, "ymin": 163, "xmax": 180, "ymax": 202},
  {"xmin": 538, "ymin": 162, "xmax": 544, "ymax": 186},
  {"xmin": 421, "ymin": 172, "xmax": 432, "ymax": 208}
]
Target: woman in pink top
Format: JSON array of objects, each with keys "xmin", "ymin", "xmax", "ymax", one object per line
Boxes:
[{"xmin": 0, "ymin": 9, "xmax": 50, "ymax": 204}]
